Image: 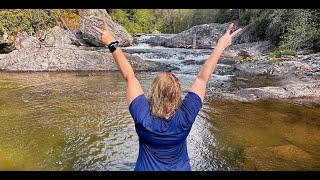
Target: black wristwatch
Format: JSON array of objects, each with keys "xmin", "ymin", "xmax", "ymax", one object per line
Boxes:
[{"xmin": 108, "ymin": 41, "xmax": 119, "ymax": 53}]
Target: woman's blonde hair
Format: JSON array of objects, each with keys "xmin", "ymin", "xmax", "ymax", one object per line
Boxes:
[{"xmin": 148, "ymin": 72, "xmax": 182, "ymax": 119}]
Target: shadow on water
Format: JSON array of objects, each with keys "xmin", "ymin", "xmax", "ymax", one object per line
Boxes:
[{"xmin": 0, "ymin": 72, "xmax": 319, "ymax": 170}]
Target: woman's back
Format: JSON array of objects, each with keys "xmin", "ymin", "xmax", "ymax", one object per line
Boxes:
[
  {"xmin": 93, "ymin": 20, "xmax": 241, "ymax": 171},
  {"xmin": 129, "ymin": 92, "xmax": 202, "ymax": 171}
]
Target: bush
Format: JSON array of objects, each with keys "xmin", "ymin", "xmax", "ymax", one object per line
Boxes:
[
  {"xmin": 50, "ymin": 10, "xmax": 81, "ymax": 30},
  {"xmin": 110, "ymin": 9, "xmax": 158, "ymax": 35},
  {"xmin": 239, "ymin": 10, "xmax": 255, "ymax": 26},
  {"xmin": 265, "ymin": 9, "xmax": 320, "ymax": 52},
  {"xmin": 214, "ymin": 9, "xmax": 238, "ymax": 23},
  {"xmin": 281, "ymin": 10, "xmax": 320, "ymax": 51},
  {"xmin": 267, "ymin": 58, "xmax": 283, "ymax": 64},
  {"xmin": 0, "ymin": 9, "xmax": 81, "ymax": 42},
  {"xmin": 269, "ymin": 45, "xmax": 297, "ymax": 57},
  {"xmin": 233, "ymin": 55, "xmax": 261, "ymax": 63}
]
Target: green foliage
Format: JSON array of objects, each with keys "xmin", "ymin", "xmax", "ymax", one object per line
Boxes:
[
  {"xmin": 109, "ymin": 10, "xmax": 131, "ymax": 30},
  {"xmin": 213, "ymin": 9, "xmax": 238, "ymax": 23},
  {"xmin": 262, "ymin": 9, "xmax": 320, "ymax": 52},
  {"xmin": 233, "ymin": 55, "xmax": 261, "ymax": 63},
  {"xmin": 267, "ymin": 58, "xmax": 283, "ymax": 64},
  {"xmin": 110, "ymin": 9, "xmax": 223, "ymax": 34},
  {"xmin": 50, "ymin": 10, "xmax": 81, "ymax": 29},
  {"xmin": 0, "ymin": 9, "xmax": 80, "ymax": 42},
  {"xmin": 109, "ymin": 9, "xmax": 320, "ymax": 52},
  {"xmin": 281, "ymin": 10, "xmax": 320, "ymax": 51},
  {"xmin": 1, "ymin": 9, "xmax": 320, "ymax": 53},
  {"xmin": 0, "ymin": 10, "xmax": 55, "ymax": 37},
  {"xmin": 269, "ymin": 45, "xmax": 297, "ymax": 58},
  {"xmin": 110, "ymin": 9, "xmax": 158, "ymax": 35},
  {"xmin": 233, "ymin": 55, "xmax": 244, "ymax": 62},
  {"xmin": 239, "ymin": 11, "xmax": 253, "ymax": 26}
]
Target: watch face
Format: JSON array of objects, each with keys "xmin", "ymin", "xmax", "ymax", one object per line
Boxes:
[
  {"xmin": 108, "ymin": 41, "xmax": 119, "ymax": 52},
  {"xmin": 109, "ymin": 44, "xmax": 117, "ymax": 52}
]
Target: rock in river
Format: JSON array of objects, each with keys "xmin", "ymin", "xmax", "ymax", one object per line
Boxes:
[
  {"xmin": 0, "ymin": 45, "xmax": 172, "ymax": 72},
  {"xmin": 78, "ymin": 10, "xmax": 133, "ymax": 47}
]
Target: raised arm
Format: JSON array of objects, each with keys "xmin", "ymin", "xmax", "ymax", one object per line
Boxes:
[
  {"xmin": 93, "ymin": 20, "xmax": 143, "ymax": 106},
  {"xmin": 189, "ymin": 23, "xmax": 242, "ymax": 102}
]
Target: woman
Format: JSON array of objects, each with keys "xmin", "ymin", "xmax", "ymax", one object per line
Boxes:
[{"xmin": 93, "ymin": 20, "xmax": 241, "ymax": 171}]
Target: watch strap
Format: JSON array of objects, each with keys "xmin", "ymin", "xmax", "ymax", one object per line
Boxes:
[{"xmin": 108, "ymin": 41, "xmax": 119, "ymax": 53}]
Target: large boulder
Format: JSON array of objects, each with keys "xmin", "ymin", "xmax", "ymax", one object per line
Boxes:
[
  {"xmin": 165, "ymin": 23, "xmax": 229, "ymax": 49},
  {"xmin": 78, "ymin": 10, "xmax": 133, "ymax": 47},
  {"xmin": 14, "ymin": 26, "xmax": 84, "ymax": 50},
  {"xmin": 41, "ymin": 26, "xmax": 79, "ymax": 47},
  {"xmin": 228, "ymin": 41, "xmax": 275, "ymax": 57},
  {"xmin": 79, "ymin": 9, "xmax": 110, "ymax": 19},
  {"xmin": 0, "ymin": 45, "xmax": 170, "ymax": 72},
  {"xmin": 241, "ymin": 81, "xmax": 320, "ymax": 100},
  {"xmin": 2, "ymin": 26, "xmax": 81, "ymax": 53},
  {"xmin": 164, "ymin": 22, "xmax": 242, "ymax": 49},
  {"xmin": 14, "ymin": 32, "xmax": 40, "ymax": 50},
  {"xmin": 233, "ymin": 18, "xmax": 270, "ymax": 44},
  {"xmin": 134, "ymin": 34, "xmax": 175, "ymax": 46}
]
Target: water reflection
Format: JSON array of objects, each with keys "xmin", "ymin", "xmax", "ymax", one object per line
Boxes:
[{"xmin": 0, "ymin": 72, "xmax": 319, "ymax": 170}]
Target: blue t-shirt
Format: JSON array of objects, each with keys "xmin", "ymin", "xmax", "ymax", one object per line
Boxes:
[{"xmin": 129, "ymin": 92, "xmax": 202, "ymax": 171}]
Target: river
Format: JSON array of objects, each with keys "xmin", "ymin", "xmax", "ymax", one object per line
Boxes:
[{"xmin": 0, "ymin": 40, "xmax": 319, "ymax": 171}]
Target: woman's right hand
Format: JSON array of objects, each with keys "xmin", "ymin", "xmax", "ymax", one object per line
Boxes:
[
  {"xmin": 216, "ymin": 23, "xmax": 242, "ymax": 50},
  {"xmin": 92, "ymin": 19, "xmax": 116, "ymax": 45}
]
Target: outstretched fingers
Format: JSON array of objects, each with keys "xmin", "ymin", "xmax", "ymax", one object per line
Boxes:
[
  {"xmin": 92, "ymin": 26, "xmax": 103, "ymax": 34},
  {"xmin": 231, "ymin": 28, "xmax": 242, "ymax": 37},
  {"xmin": 226, "ymin": 23, "xmax": 234, "ymax": 34},
  {"xmin": 103, "ymin": 19, "xmax": 109, "ymax": 31}
]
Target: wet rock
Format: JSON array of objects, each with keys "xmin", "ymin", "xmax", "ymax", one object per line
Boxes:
[
  {"xmin": 234, "ymin": 55, "xmax": 317, "ymax": 77},
  {"xmin": 237, "ymin": 50, "xmax": 251, "ymax": 59},
  {"xmin": 218, "ymin": 57, "xmax": 237, "ymax": 65},
  {"xmin": 234, "ymin": 63, "xmax": 270, "ymax": 76},
  {"xmin": 0, "ymin": 45, "xmax": 171, "ymax": 72},
  {"xmin": 238, "ymin": 80, "xmax": 320, "ymax": 100},
  {"xmin": 181, "ymin": 59, "xmax": 205, "ymax": 66},
  {"xmin": 134, "ymin": 34, "xmax": 175, "ymax": 47},
  {"xmin": 145, "ymin": 60, "xmax": 180, "ymax": 72},
  {"xmin": 270, "ymin": 61, "xmax": 312, "ymax": 76},
  {"xmin": 78, "ymin": 10, "xmax": 133, "ymax": 47}
]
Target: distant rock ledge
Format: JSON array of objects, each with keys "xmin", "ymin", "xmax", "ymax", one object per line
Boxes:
[{"xmin": 0, "ymin": 45, "xmax": 174, "ymax": 72}]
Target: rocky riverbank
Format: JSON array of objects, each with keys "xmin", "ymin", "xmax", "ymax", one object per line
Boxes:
[
  {"xmin": 0, "ymin": 45, "xmax": 176, "ymax": 72},
  {"xmin": 1, "ymin": 10, "xmax": 320, "ymax": 103},
  {"xmin": 208, "ymin": 53, "xmax": 320, "ymax": 104},
  {"xmin": 0, "ymin": 9, "xmax": 169, "ymax": 72}
]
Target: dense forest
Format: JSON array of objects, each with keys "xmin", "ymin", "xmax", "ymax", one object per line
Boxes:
[{"xmin": 1, "ymin": 9, "xmax": 320, "ymax": 52}]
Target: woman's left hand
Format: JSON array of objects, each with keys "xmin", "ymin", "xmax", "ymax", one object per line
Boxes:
[
  {"xmin": 92, "ymin": 19, "xmax": 116, "ymax": 45},
  {"xmin": 216, "ymin": 23, "xmax": 242, "ymax": 50}
]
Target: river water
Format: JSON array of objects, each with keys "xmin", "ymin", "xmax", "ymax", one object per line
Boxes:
[{"xmin": 0, "ymin": 41, "xmax": 319, "ymax": 171}]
